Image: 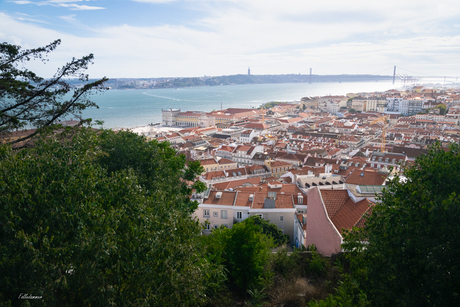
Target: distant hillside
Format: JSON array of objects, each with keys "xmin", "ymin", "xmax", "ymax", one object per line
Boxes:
[
  {"xmin": 156, "ymin": 74, "xmax": 392, "ymax": 88},
  {"xmin": 64, "ymin": 74, "xmax": 393, "ymax": 89}
]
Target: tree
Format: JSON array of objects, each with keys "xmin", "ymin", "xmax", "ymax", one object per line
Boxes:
[
  {"xmin": 436, "ymin": 104, "xmax": 447, "ymax": 115},
  {"xmin": 0, "ymin": 39, "xmax": 108, "ymax": 145},
  {"xmin": 203, "ymin": 218, "xmax": 275, "ymax": 297},
  {"xmin": 248, "ymin": 215, "xmax": 288, "ymax": 246},
  {"xmin": 96, "ymin": 130, "xmax": 206, "ymax": 214},
  {"xmin": 0, "ymin": 128, "xmax": 217, "ymax": 306},
  {"xmin": 343, "ymin": 142, "xmax": 460, "ymax": 306},
  {"xmin": 349, "ymin": 108, "xmax": 356, "ymax": 113}
]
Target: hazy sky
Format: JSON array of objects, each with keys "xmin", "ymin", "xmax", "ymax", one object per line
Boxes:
[{"xmin": 1, "ymin": 0, "xmax": 460, "ymax": 78}]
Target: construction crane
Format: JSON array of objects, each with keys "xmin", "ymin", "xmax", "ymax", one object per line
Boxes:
[{"xmin": 370, "ymin": 115, "xmax": 389, "ymax": 153}]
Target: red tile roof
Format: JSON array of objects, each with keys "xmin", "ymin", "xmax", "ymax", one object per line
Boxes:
[
  {"xmin": 345, "ymin": 169, "xmax": 388, "ymax": 185},
  {"xmin": 203, "ymin": 191, "xmax": 237, "ymax": 206},
  {"xmin": 212, "ymin": 177, "xmax": 262, "ymax": 190},
  {"xmin": 331, "ymin": 198, "xmax": 372, "ymax": 235},
  {"xmin": 320, "ymin": 190, "xmax": 349, "ymax": 219}
]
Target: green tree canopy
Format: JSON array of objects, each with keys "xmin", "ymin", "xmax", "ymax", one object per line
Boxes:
[
  {"xmin": 0, "ymin": 39, "xmax": 107, "ymax": 145},
  {"xmin": 248, "ymin": 215, "xmax": 288, "ymax": 246},
  {"xmin": 436, "ymin": 104, "xmax": 447, "ymax": 115},
  {"xmin": 96, "ymin": 130, "xmax": 205, "ymax": 214},
  {"xmin": 0, "ymin": 128, "xmax": 216, "ymax": 306},
  {"xmin": 203, "ymin": 218, "xmax": 274, "ymax": 298},
  {"xmin": 343, "ymin": 142, "xmax": 460, "ymax": 306}
]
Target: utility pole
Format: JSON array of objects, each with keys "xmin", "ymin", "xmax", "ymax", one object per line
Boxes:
[{"xmin": 393, "ymin": 66, "xmax": 396, "ymax": 84}]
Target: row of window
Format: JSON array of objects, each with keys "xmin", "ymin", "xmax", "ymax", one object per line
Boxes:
[
  {"xmin": 206, "ymin": 165, "xmax": 236, "ymax": 171},
  {"xmin": 203, "ymin": 210, "xmax": 286, "ymax": 222},
  {"xmin": 204, "ymin": 209, "xmax": 228, "ymax": 219}
]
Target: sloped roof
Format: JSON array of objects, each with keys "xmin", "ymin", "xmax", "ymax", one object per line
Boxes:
[
  {"xmin": 212, "ymin": 177, "xmax": 262, "ymax": 190},
  {"xmin": 331, "ymin": 198, "xmax": 372, "ymax": 235},
  {"xmin": 218, "ymin": 158, "xmax": 236, "ymax": 165},
  {"xmin": 345, "ymin": 169, "xmax": 388, "ymax": 186},
  {"xmin": 203, "ymin": 191, "xmax": 237, "ymax": 206},
  {"xmin": 320, "ymin": 190, "xmax": 349, "ymax": 219}
]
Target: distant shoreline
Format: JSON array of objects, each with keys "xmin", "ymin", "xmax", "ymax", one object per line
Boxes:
[{"xmin": 101, "ymin": 74, "xmax": 395, "ymax": 90}]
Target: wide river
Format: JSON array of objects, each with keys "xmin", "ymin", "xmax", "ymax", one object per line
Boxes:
[{"xmin": 81, "ymin": 80, "xmax": 402, "ymax": 129}]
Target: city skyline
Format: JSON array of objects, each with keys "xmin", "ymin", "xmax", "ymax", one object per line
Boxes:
[{"xmin": 1, "ymin": 0, "xmax": 460, "ymax": 79}]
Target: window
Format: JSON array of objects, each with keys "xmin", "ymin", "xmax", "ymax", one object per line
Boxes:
[
  {"xmin": 298, "ymin": 210, "xmax": 304, "ymax": 213},
  {"xmin": 237, "ymin": 211, "xmax": 242, "ymax": 219},
  {"xmin": 222, "ymin": 224, "xmax": 229, "ymax": 228},
  {"xmin": 257, "ymin": 214, "xmax": 263, "ymax": 219},
  {"xmin": 280, "ymin": 216, "xmax": 284, "ymax": 222},
  {"xmin": 221, "ymin": 210, "xmax": 228, "ymax": 219},
  {"xmin": 213, "ymin": 211, "xmax": 219, "ymax": 217},
  {"xmin": 203, "ymin": 209, "xmax": 210, "ymax": 217},
  {"xmin": 213, "ymin": 225, "xmax": 219, "ymax": 229},
  {"xmin": 204, "ymin": 223, "xmax": 210, "ymax": 230}
]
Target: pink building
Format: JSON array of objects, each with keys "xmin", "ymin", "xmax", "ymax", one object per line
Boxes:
[{"xmin": 305, "ymin": 187, "xmax": 373, "ymax": 256}]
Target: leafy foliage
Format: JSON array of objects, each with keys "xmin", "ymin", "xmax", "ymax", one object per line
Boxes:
[
  {"xmin": 307, "ymin": 274, "xmax": 369, "ymax": 307},
  {"xmin": 203, "ymin": 218, "xmax": 275, "ymax": 298},
  {"xmin": 436, "ymin": 104, "xmax": 447, "ymax": 115},
  {"xmin": 0, "ymin": 40, "xmax": 108, "ymax": 145},
  {"xmin": 343, "ymin": 141, "xmax": 460, "ymax": 306},
  {"xmin": 97, "ymin": 130, "xmax": 205, "ymax": 214},
  {"xmin": 247, "ymin": 215, "xmax": 288, "ymax": 246},
  {"xmin": 0, "ymin": 128, "xmax": 216, "ymax": 306},
  {"xmin": 270, "ymin": 247, "xmax": 301, "ymax": 278},
  {"xmin": 308, "ymin": 251, "xmax": 329, "ymax": 278},
  {"xmin": 258, "ymin": 101, "xmax": 282, "ymax": 109}
]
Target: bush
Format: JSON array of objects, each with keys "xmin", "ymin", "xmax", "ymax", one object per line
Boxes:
[
  {"xmin": 269, "ymin": 277, "xmax": 320, "ymax": 307},
  {"xmin": 271, "ymin": 248, "xmax": 300, "ymax": 278},
  {"xmin": 202, "ymin": 218, "xmax": 275, "ymax": 298},
  {"xmin": 308, "ymin": 252, "xmax": 329, "ymax": 278},
  {"xmin": 307, "ymin": 274, "xmax": 369, "ymax": 307}
]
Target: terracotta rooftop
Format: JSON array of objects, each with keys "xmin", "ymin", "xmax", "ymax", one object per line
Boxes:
[
  {"xmin": 251, "ymin": 192, "xmax": 294, "ymax": 209},
  {"xmin": 212, "ymin": 177, "xmax": 262, "ymax": 190},
  {"xmin": 332, "ymin": 198, "xmax": 373, "ymax": 235},
  {"xmin": 218, "ymin": 158, "xmax": 236, "ymax": 165},
  {"xmin": 320, "ymin": 190, "xmax": 349, "ymax": 219},
  {"xmin": 203, "ymin": 170, "xmax": 226, "ymax": 180},
  {"xmin": 203, "ymin": 191, "xmax": 237, "ymax": 206},
  {"xmin": 345, "ymin": 169, "xmax": 388, "ymax": 186},
  {"xmin": 199, "ymin": 158, "xmax": 217, "ymax": 165},
  {"xmin": 234, "ymin": 191, "xmax": 255, "ymax": 207}
]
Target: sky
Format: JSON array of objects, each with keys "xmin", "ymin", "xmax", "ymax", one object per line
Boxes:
[{"xmin": 1, "ymin": 0, "xmax": 460, "ymax": 79}]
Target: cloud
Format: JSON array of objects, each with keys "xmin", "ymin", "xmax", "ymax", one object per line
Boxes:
[
  {"xmin": 131, "ymin": 0, "xmax": 176, "ymax": 3},
  {"xmin": 2, "ymin": 0, "xmax": 460, "ymax": 78},
  {"xmin": 10, "ymin": 0, "xmax": 105, "ymax": 10},
  {"xmin": 58, "ymin": 3, "xmax": 105, "ymax": 10},
  {"xmin": 11, "ymin": 1, "xmax": 33, "ymax": 4},
  {"xmin": 16, "ymin": 16, "xmax": 49, "ymax": 24}
]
